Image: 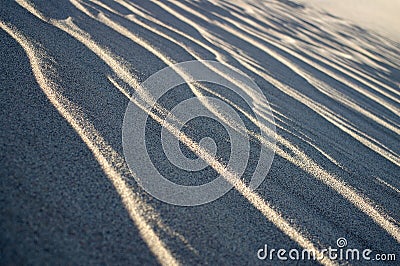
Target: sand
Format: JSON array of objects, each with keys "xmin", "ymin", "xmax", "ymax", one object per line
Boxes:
[
  {"xmin": 1, "ymin": 0, "xmax": 399, "ymax": 265},
  {"xmin": 296, "ymin": 0, "xmax": 400, "ymax": 42}
]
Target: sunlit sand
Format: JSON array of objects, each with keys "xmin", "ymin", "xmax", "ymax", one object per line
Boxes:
[{"xmin": 1, "ymin": 0, "xmax": 399, "ymax": 264}]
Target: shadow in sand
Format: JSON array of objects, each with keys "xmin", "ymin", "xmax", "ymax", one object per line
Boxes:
[
  {"xmin": 1, "ymin": 0, "xmax": 399, "ymax": 265},
  {"xmin": 0, "ymin": 27, "xmax": 159, "ymax": 265}
]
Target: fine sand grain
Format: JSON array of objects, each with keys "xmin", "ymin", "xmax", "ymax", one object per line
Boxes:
[{"xmin": 1, "ymin": 0, "xmax": 399, "ymax": 265}]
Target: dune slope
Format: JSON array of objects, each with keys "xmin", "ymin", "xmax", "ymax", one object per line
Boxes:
[{"xmin": 1, "ymin": 0, "xmax": 399, "ymax": 265}]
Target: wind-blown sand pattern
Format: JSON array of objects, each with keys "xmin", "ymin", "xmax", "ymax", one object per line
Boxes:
[{"xmin": 1, "ymin": 0, "xmax": 399, "ymax": 265}]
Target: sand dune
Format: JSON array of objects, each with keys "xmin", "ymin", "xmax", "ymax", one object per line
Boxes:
[{"xmin": 1, "ymin": 0, "xmax": 399, "ymax": 265}]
